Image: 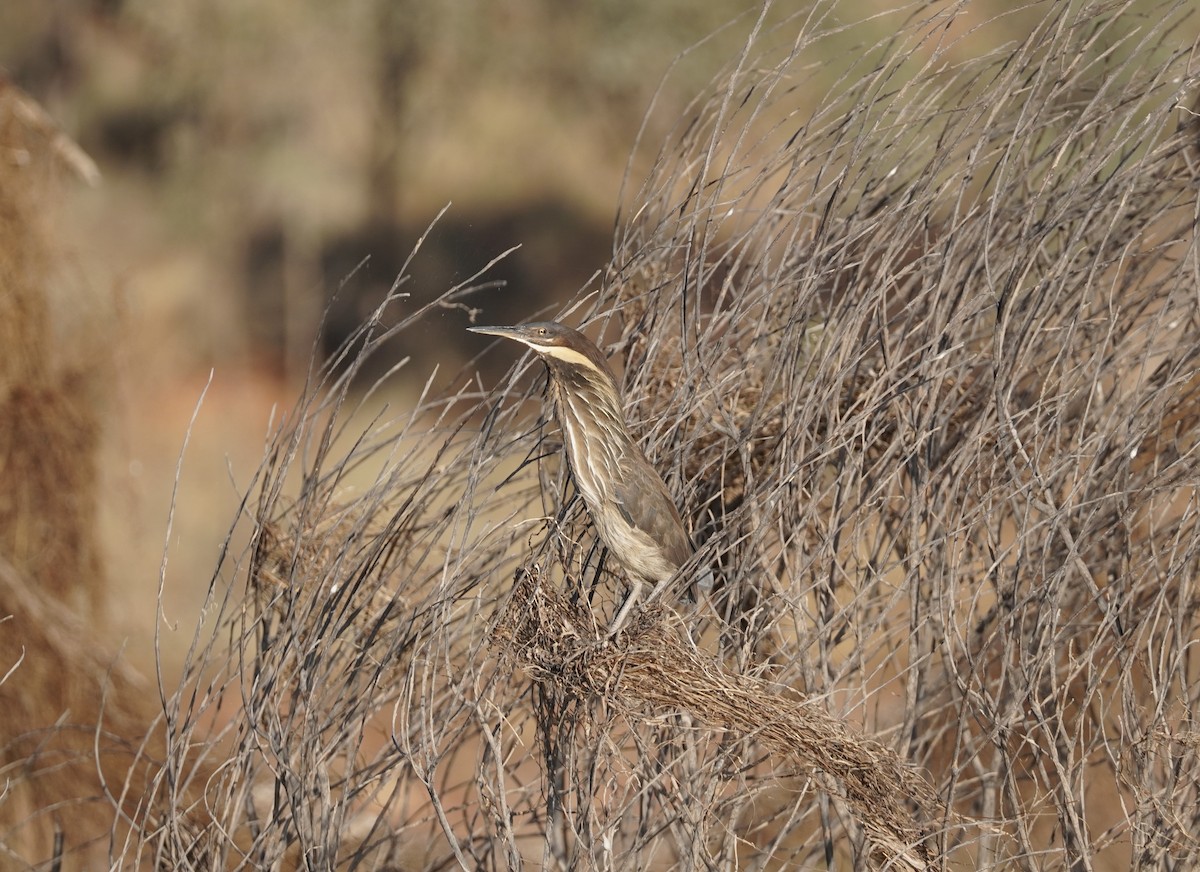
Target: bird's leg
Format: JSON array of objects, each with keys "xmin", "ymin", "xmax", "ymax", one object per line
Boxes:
[
  {"xmin": 607, "ymin": 578, "xmax": 644, "ymax": 637},
  {"xmin": 643, "ymin": 573, "xmax": 677, "ymax": 606}
]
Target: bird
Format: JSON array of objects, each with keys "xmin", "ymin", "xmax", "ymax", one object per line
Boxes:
[{"xmin": 470, "ymin": 321, "xmax": 696, "ymax": 635}]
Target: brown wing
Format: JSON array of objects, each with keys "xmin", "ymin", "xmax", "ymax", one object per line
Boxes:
[{"xmin": 613, "ymin": 453, "xmax": 693, "ymax": 570}]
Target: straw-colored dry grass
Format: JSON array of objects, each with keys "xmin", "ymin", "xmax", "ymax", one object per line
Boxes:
[{"xmin": 494, "ymin": 571, "xmax": 935, "ymax": 869}]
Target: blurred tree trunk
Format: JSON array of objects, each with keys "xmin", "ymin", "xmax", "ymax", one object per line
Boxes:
[
  {"xmin": 0, "ymin": 79, "xmax": 103, "ymax": 616},
  {"xmin": 366, "ymin": 0, "xmax": 421, "ymax": 226},
  {"xmin": 0, "ymin": 79, "xmax": 157, "ymax": 870}
]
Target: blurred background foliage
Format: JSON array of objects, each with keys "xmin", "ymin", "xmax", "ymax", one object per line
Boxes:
[
  {"xmin": 5, "ymin": 0, "xmax": 794, "ymax": 375},
  {"xmin": 2, "ymin": 1, "xmax": 1101, "ymax": 378}
]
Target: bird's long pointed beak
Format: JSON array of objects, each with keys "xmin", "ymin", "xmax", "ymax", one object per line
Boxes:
[
  {"xmin": 468, "ymin": 325, "xmax": 518, "ymax": 338},
  {"xmin": 468, "ymin": 325, "xmax": 535, "ymax": 348}
]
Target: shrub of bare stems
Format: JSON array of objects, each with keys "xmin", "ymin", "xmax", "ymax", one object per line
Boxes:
[{"xmin": 106, "ymin": 1, "xmax": 1200, "ymax": 869}]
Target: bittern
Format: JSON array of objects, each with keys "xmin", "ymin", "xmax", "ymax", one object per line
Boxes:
[{"xmin": 470, "ymin": 321, "xmax": 695, "ymax": 634}]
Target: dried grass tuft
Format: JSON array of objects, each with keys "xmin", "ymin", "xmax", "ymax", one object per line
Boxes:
[{"xmin": 495, "ymin": 570, "xmax": 935, "ymax": 869}]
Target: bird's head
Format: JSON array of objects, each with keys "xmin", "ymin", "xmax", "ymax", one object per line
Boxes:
[{"xmin": 469, "ymin": 321, "xmax": 616, "ymax": 383}]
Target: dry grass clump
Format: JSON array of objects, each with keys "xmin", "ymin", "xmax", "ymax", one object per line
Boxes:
[
  {"xmin": 601, "ymin": 0, "xmax": 1200, "ymax": 865},
  {"xmin": 0, "ymin": 81, "xmax": 160, "ymax": 869},
  {"xmin": 494, "ymin": 570, "xmax": 934, "ymax": 869},
  {"xmin": 109, "ymin": 1, "xmax": 1200, "ymax": 869}
]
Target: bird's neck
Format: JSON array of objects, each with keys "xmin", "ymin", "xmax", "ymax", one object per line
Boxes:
[{"xmin": 549, "ymin": 367, "xmax": 632, "ymax": 504}]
